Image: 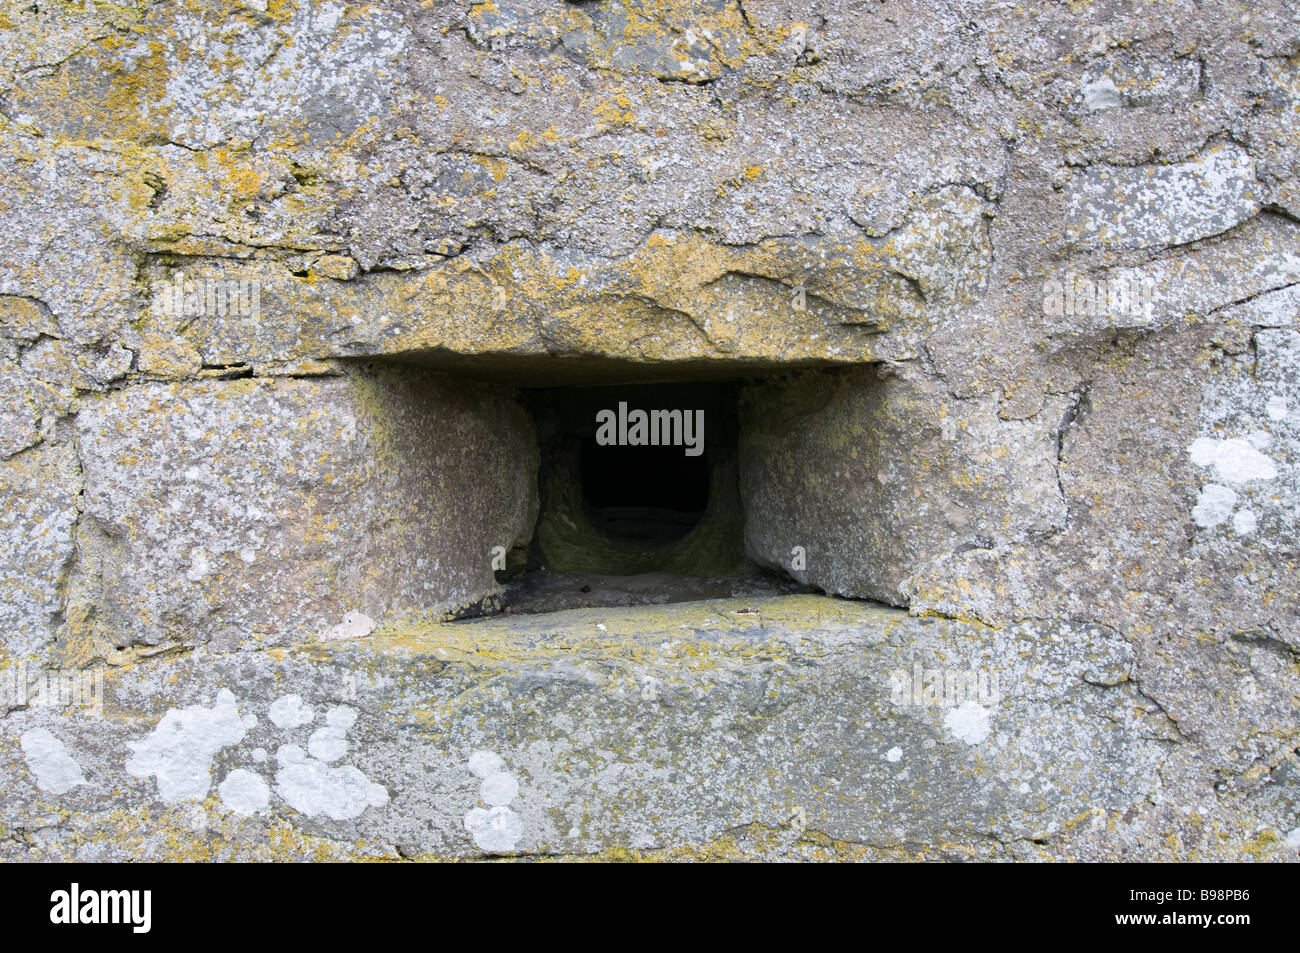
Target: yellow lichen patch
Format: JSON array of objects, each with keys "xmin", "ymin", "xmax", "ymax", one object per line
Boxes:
[
  {"xmin": 357, "ymin": 594, "xmax": 906, "ymax": 675},
  {"xmin": 68, "ymin": 802, "xmax": 397, "ymax": 862},
  {"xmin": 592, "ymin": 97, "xmax": 638, "ymax": 129}
]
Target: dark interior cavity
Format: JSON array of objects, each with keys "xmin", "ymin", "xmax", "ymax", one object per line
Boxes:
[
  {"xmin": 579, "ymin": 438, "xmax": 710, "ymax": 543},
  {"xmin": 493, "ymin": 377, "xmax": 813, "ymax": 615},
  {"xmin": 523, "ymin": 381, "xmax": 745, "ymax": 574}
]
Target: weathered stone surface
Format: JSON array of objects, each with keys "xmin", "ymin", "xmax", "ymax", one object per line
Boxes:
[
  {"xmin": 7, "ymin": 597, "xmax": 1244, "ymax": 862},
  {"xmin": 1065, "ymin": 144, "xmax": 1261, "ymax": 252},
  {"xmin": 0, "ymin": 139, "xmax": 143, "ymax": 345},
  {"xmin": 124, "ymin": 181, "xmax": 990, "ymax": 375},
  {"xmin": 66, "ymin": 370, "xmax": 536, "ymax": 656},
  {"xmin": 0, "ymin": 442, "xmax": 81, "ymax": 663},
  {"xmin": 740, "ymin": 365, "xmax": 1068, "ymax": 604},
  {"xmin": 0, "ymin": 0, "xmax": 1298, "ymax": 862},
  {"xmin": 0, "ymin": 364, "xmax": 40, "ymax": 458}
]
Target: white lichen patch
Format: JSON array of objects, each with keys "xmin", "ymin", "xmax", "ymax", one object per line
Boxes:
[
  {"xmin": 273, "ymin": 744, "xmax": 389, "ymax": 822},
  {"xmin": 1191, "ymin": 484, "xmax": 1237, "ymax": 528},
  {"xmin": 885, "ymin": 746, "xmax": 903, "ymax": 763},
  {"xmin": 480, "ymin": 772, "xmax": 520, "ymax": 806},
  {"xmin": 307, "ymin": 705, "xmax": 357, "ymax": 763},
  {"xmin": 1081, "ymin": 77, "xmax": 1122, "ymax": 111},
  {"xmin": 1188, "ymin": 437, "xmax": 1278, "ymax": 484},
  {"xmin": 19, "ymin": 727, "xmax": 86, "ymax": 795},
  {"xmin": 218, "ymin": 768, "xmax": 270, "ymax": 815},
  {"xmin": 1187, "ymin": 426, "xmax": 1284, "ymax": 533},
  {"xmin": 943, "ymin": 701, "xmax": 992, "ymax": 746},
  {"xmin": 468, "ymin": 750, "xmax": 504, "ymax": 778},
  {"xmin": 463, "ymin": 751, "xmax": 523, "ymax": 852},
  {"xmin": 126, "ymin": 689, "xmax": 255, "ymax": 802},
  {"xmin": 464, "ymin": 806, "xmax": 524, "ymax": 853},
  {"xmin": 1231, "ymin": 509, "xmax": 1257, "ymax": 536},
  {"xmin": 268, "ymin": 694, "xmax": 313, "ymax": 730},
  {"xmin": 320, "ymin": 611, "xmax": 375, "ymax": 642},
  {"xmin": 186, "ymin": 546, "xmax": 210, "ymax": 582}
]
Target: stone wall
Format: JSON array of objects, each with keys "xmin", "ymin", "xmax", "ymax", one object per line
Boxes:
[
  {"xmin": 66, "ymin": 369, "xmax": 536, "ymax": 657},
  {"xmin": 1, "ymin": 0, "xmax": 1298, "ymax": 861}
]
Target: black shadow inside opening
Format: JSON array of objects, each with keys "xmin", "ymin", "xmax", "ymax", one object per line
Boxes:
[{"xmin": 580, "ymin": 437, "xmax": 709, "ymax": 544}]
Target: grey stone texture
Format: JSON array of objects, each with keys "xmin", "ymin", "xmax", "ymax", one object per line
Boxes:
[{"xmin": 0, "ymin": 0, "xmax": 1297, "ymax": 860}]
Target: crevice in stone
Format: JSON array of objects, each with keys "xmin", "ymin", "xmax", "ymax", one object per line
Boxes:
[
  {"xmin": 1205, "ymin": 279, "xmax": 1300, "ymax": 319},
  {"xmin": 198, "ymin": 362, "xmax": 253, "ymax": 379},
  {"xmin": 1053, "ymin": 381, "xmax": 1090, "ymax": 521},
  {"xmin": 1229, "ymin": 626, "xmax": 1300, "ymax": 659}
]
